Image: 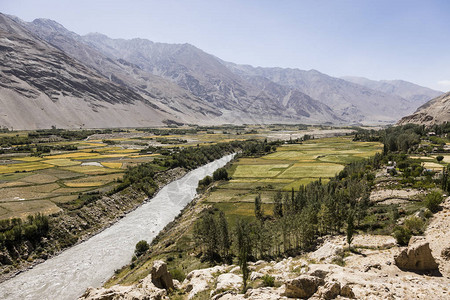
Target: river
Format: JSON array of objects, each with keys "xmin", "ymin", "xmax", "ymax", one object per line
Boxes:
[{"xmin": 0, "ymin": 154, "xmax": 235, "ymax": 300}]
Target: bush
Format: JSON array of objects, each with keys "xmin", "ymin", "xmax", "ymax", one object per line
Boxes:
[
  {"xmin": 404, "ymin": 216, "xmax": 424, "ymax": 234},
  {"xmin": 423, "ymin": 191, "xmax": 443, "ymax": 213},
  {"xmin": 261, "ymin": 274, "xmax": 275, "ymax": 287},
  {"xmin": 135, "ymin": 240, "xmax": 149, "ymax": 256},
  {"xmin": 393, "ymin": 225, "xmax": 412, "ymax": 246},
  {"xmin": 169, "ymin": 268, "xmax": 185, "ymax": 282}
]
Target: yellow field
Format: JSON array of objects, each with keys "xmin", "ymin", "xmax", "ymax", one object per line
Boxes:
[
  {"xmin": 46, "ymin": 152, "xmax": 98, "ymax": 159},
  {"xmin": 0, "ymin": 162, "xmax": 54, "ymax": 174},
  {"xmin": 62, "ymin": 165, "xmax": 123, "ymax": 175},
  {"xmin": 101, "ymin": 162, "xmax": 123, "ymax": 169},
  {"xmin": 43, "ymin": 158, "xmax": 81, "ymax": 167}
]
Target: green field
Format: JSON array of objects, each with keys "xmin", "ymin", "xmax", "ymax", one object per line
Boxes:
[
  {"xmin": 206, "ymin": 136, "xmax": 382, "ymax": 221},
  {"xmin": 0, "ymin": 126, "xmax": 366, "ymax": 220}
]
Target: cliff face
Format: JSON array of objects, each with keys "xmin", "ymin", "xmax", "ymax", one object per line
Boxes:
[{"xmin": 398, "ymin": 91, "xmax": 450, "ymax": 125}]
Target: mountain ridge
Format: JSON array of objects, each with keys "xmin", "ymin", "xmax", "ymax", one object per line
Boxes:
[{"xmin": 0, "ymin": 14, "xmax": 442, "ymax": 129}]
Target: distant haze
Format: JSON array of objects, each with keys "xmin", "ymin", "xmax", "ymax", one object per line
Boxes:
[{"xmin": 1, "ymin": 0, "xmax": 449, "ymax": 91}]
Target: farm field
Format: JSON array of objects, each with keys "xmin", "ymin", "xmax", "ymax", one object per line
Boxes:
[
  {"xmin": 0, "ymin": 125, "xmax": 355, "ymax": 220},
  {"xmin": 0, "ymin": 138, "xmax": 155, "ymax": 219},
  {"xmin": 205, "ymin": 136, "xmax": 383, "ymax": 223}
]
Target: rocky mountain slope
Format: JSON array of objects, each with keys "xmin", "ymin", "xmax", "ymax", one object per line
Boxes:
[
  {"xmin": 81, "ymin": 195, "xmax": 450, "ymax": 299},
  {"xmin": 398, "ymin": 91, "xmax": 450, "ymax": 125},
  {"xmin": 0, "ymin": 14, "xmax": 219, "ymax": 129},
  {"xmin": 80, "ymin": 32, "xmax": 340, "ymax": 125},
  {"xmin": 224, "ymin": 63, "xmax": 434, "ymax": 124},
  {"xmin": 342, "ymin": 76, "xmax": 442, "ymax": 104},
  {"xmin": 0, "ymin": 14, "xmax": 441, "ymax": 128}
]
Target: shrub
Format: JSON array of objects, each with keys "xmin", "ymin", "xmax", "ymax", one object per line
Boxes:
[
  {"xmin": 423, "ymin": 190, "xmax": 443, "ymax": 213},
  {"xmin": 393, "ymin": 225, "xmax": 412, "ymax": 246},
  {"xmin": 135, "ymin": 240, "xmax": 149, "ymax": 256},
  {"xmin": 169, "ymin": 268, "xmax": 185, "ymax": 282},
  {"xmin": 404, "ymin": 216, "xmax": 424, "ymax": 234},
  {"xmin": 261, "ymin": 274, "xmax": 275, "ymax": 287}
]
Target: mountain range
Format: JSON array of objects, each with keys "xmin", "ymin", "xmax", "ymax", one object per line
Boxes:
[{"xmin": 0, "ymin": 13, "xmax": 444, "ymax": 129}]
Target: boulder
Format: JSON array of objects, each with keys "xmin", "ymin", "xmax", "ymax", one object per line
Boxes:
[
  {"xmin": 79, "ymin": 282, "xmax": 167, "ymax": 300},
  {"xmin": 183, "ymin": 265, "xmax": 226, "ymax": 299},
  {"xmin": 309, "ymin": 242, "xmax": 344, "ymax": 263},
  {"xmin": 318, "ymin": 281, "xmax": 341, "ymax": 300},
  {"xmin": 340, "ymin": 284, "xmax": 355, "ymax": 298},
  {"xmin": 394, "ymin": 241, "xmax": 439, "ymax": 271},
  {"xmin": 151, "ymin": 260, "xmax": 174, "ymax": 290},
  {"xmin": 215, "ymin": 273, "xmax": 242, "ymax": 292},
  {"xmin": 250, "ymin": 271, "xmax": 264, "ymax": 281},
  {"xmin": 245, "ymin": 287, "xmax": 283, "ymax": 299},
  {"xmin": 284, "ymin": 275, "xmax": 324, "ymax": 298},
  {"xmin": 441, "ymin": 247, "xmax": 450, "ymax": 260}
]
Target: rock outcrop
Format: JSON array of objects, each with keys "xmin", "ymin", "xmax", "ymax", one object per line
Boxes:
[
  {"xmin": 284, "ymin": 275, "xmax": 324, "ymax": 298},
  {"xmin": 79, "ymin": 261, "xmax": 173, "ymax": 300},
  {"xmin": 394, "ymin": 240, "xmax": 439, "ymax": 271},
  {"xmin": 151, "ymin": 260, "xmax": 174, "ymax": 290}
]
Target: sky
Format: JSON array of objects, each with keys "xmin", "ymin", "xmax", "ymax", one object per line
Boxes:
[{"xmin": 1, "ymin": 0, "xmax": 450, "ymax": 91}]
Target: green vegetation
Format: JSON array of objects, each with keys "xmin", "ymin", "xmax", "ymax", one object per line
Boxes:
[
  {"xmin": 423, "ymin": 190, "xmax": 443, "ymax": 213},
  {"xmin": 135, "ymin": 240, "xmax": 150, "ymax": 257}
]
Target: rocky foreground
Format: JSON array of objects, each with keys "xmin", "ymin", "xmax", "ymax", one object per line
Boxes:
[{"xmin": 80, "ymin": 196, "xmax": 450, "ymax": 299}]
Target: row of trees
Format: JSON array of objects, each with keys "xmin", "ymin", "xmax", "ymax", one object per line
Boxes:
[
  {"xmin": 0, "ymin": 214, "xmax": 49, "ymax": 250},
  {"xmin": 193, "ymin": 154, "xmax": 378, "ymax": 269}
]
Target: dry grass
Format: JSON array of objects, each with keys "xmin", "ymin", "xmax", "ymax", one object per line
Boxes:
[
  {"xmin": 0, "ymin": 200, "xmax": 61, "ymax": 219},
  {"xmin": 63, "ymin": 173, "xmax": 122, "ymax": 187}
]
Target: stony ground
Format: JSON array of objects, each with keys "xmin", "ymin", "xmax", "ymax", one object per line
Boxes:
[{"xmin": 80, "ymin": 196, "xmax": 450, "ymax": 299}]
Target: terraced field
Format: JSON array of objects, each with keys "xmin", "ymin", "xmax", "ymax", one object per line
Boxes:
[{"xmin": 206, "ymin": 136, "xmax": 383, "ymax": 222}]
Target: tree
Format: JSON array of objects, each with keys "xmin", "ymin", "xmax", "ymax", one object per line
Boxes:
[
  {"xmin": 273, "ymin": 191, "xmax": 283, "ymax": 218},
  {"xmin": 235, "ymin": 218, "xmax": 252, "ymax": 290},
  {"xmin": 213, "ymin": 168, "xmax": 229, "ymax": 181},
  {"xmin": 317, "ymin": 203, "xmax": 331, "ymax": 235},
  {"xmin": 135, "ymin": 240, "xmax": 149, "ymax": 256},
  {"xmin": 346, "ymin": 213, "xmax": 354, "ymax": 250},
  {"xmin": 254, "ymin": 194, "xmax": 263, "ymax": 221},
  {"xmin": 217, "ymin": 211, "xmax": 230, "ymax": 259},
  {"xmin": 436, "ymin": 155, "xmax": 444, "ymax": 162}
]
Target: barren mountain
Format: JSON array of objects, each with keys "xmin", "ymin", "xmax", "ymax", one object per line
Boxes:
[
  {"xmin": 17, "ymin": 18, "xmax": 221, "ymax": 121},
  {"xmin": 0, "ymin": 14, "xmax": 223, "ymax": 129},
  {"xmin": 0, "ymin": 14, "xmax": 438, "ymax": 128},
  {"xmin": 224, "ymin": 63, "xmax": 430, "ymax": 124},
  {"xmin": 342, "ymin": 76, "xmax": 443, "ymax": 104},
  {"xmin": 398, "ymin": 91, "xmax": 450, "ymax": 125},
  {"xmin": 80, "ymin": 33, "xmax": 341, "ymax": 124}
]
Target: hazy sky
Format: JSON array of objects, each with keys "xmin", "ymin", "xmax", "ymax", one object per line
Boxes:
[{"xmin": 2, "ymin": 0, "xmax": 449, "ymax": 91}]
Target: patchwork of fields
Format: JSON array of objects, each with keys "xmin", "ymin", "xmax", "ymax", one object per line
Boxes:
[
  {"xmin": 206, "ymin": 137, "xmax": 383, "ymax": 223},
  {"xmin": 0, "ymin": 139, "xmax": 157, "ymax": 219},
  {"xmin": 0, "ymin": 126, "xmax": 365, "ymax": 220}
]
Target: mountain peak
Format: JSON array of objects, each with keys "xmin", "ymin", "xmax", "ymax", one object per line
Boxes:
[{"xmin": 31, "ymin": 18, "xmax": 69, "ymax": 33}]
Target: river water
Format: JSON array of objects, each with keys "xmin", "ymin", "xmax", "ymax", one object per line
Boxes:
[{"xmin": 0, "ymin": 154, "xmax": 235, "ymax": 300}]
